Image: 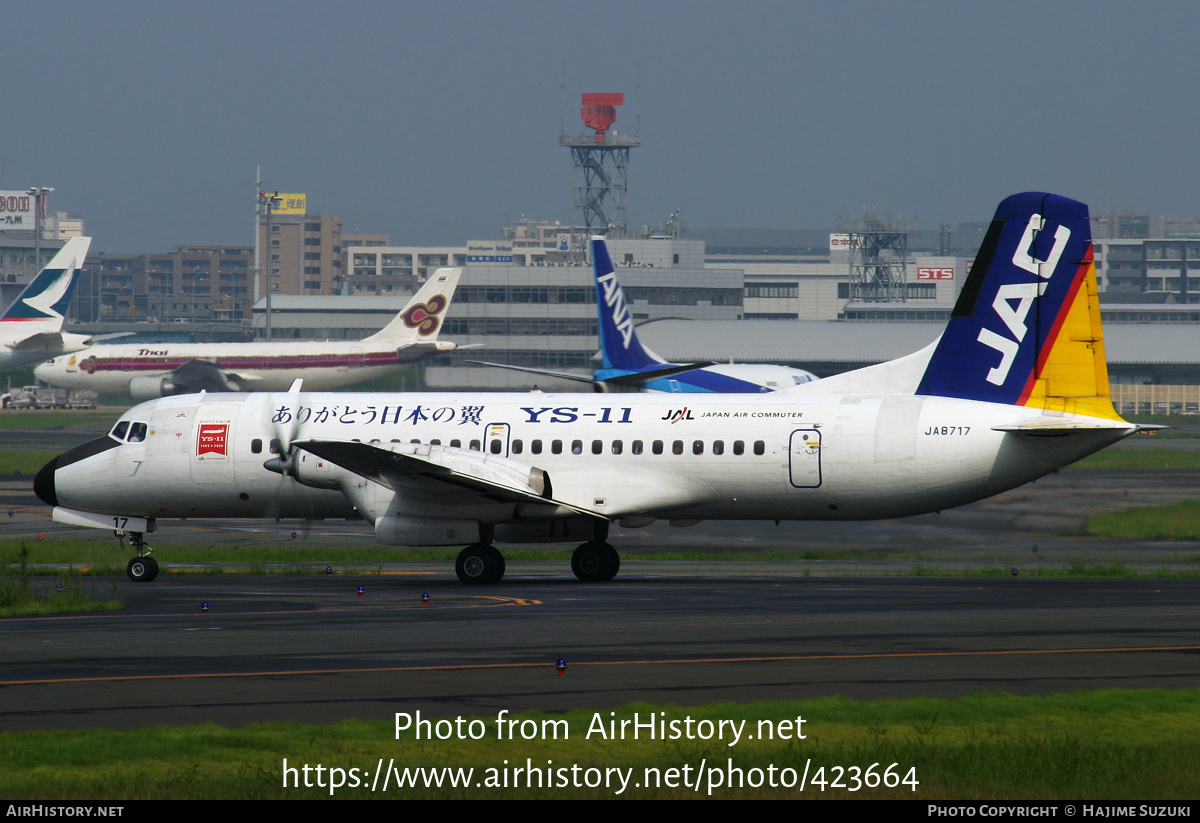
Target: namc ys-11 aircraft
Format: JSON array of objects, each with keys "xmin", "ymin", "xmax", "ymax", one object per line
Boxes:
[
  {"xmin": 36, "ymin": 193, "xmax": 1143, "ymax": 585},
  {"xmin": 34, "ymin": 268, "xmax": 463, "ymax": 401},
  {"xmin": 0, "ymin": 237, "xmax": 93, "ymax": 371},
  {"xmin": 470, "ymin": 238, "xmax": 819, "ymax": 393}
]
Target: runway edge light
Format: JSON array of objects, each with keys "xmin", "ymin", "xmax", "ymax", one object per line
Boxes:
[
  {"xmin": 556, "ymin": 657, "xmax": 567, "ymax": 677},
  {"xmin": 422, "ymin": 592, "xmax": 429, "ymax": 605},
  {"xmin": 202, "ymin": 601, "xmax": 209, "ymax": 614},
  {"xmin": 357, "ymin": 585, "xmax": 364, "ymax": 599}
]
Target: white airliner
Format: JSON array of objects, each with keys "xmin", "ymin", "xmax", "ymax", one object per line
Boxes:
[
  {"xmin": 36, "ymin": 193, "xmax": 1144, "ymax": 585},
  {"xmin": 471, "ymin": 238, "xmax": 819, "ymax": 392},
  {"xmin": 0, "ymin": 237, "xmax": 93, "ymax": 371},
  {"xmin": 34, "ymin": 269, "xmax": 463, "ymax": 400}
]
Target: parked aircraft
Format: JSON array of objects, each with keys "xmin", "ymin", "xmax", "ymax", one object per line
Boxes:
[
  {"xmin": 36, "ymin": 193, "xmax": 1142, "ymax": 585},
  {"xmin": 0, "ymin": 237, "xmax": 92, "ymax": 371},
  {"xmin": 469, "ymin": 237, "xmax": 819, "ymax": 392},
  {"xmin": 34, "ymin": 268, "xmax": 462, "ymax": 400}
]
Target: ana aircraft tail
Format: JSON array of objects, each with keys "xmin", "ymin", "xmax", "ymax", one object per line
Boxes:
[
  {"xmin": 592, "ymin": 237, "xmax": 664, "ymax": 371},
  {"xmin": 366, "ymin": 267, "xmax": 462, "ymax": 343},
  {"xmin": 2, "ymin": 236, "xmax": 92, "ymax": 328}
]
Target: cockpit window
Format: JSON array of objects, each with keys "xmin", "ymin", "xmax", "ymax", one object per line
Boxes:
[
  {"xmin": 111, "ymin": 421, "xmax": 130, "ymax": 441},
  {"xmin": 127, "ymin": 422, "xmax": 148, "ymax": 443}
]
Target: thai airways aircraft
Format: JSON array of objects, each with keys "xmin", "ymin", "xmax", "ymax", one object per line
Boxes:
[
  {"xmin": 0, "ymin": 237, "xmax": 93, "ymax": 371},
  {"xmin": 470, "ymin": 237, "xmax": 819, "ymax": 392},
  {"xmin": 36, "ymin": 193, "xmax": 1143, "ymax": 586},
  {"xmin": 34, "ymin": 268, "xmax": 462, "ymax": 401}
]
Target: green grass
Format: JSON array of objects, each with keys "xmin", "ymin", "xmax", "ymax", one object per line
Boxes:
[
  {"xmin": 1087, "ymin": 499, "xmax": 1200, "ymax": 541},
  {"xmin": 0, "ymin": 540, "xmax": 123, "ymax": 616},
  {"xmin": 1066, "ymin": 448, "xmax": 1200, "ymax": 470},
  {"xmin": 0, "ymin": 410, "xmax": 116, "ymax": 430},
  {"xmin": 0, "ymin": 450, "xmax": 58, "ymax": 476},
  {"xmin": 2, "ymin": 690, "xmax": 1198, "ymax": 799}
]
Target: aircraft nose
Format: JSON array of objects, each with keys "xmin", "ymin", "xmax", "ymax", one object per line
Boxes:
[{"xmin": 34, "ymin": 456, "xmax": 58, "ymax": 507}]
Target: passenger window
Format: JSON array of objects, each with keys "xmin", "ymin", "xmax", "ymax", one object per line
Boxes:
[
  {"xmin": 111, "ymin": 421, "xmax": 130, "ymax": 440},
  {"xmin": 591, "ymin": 439, "xmax": 602, "ymax": 455},
  {"xmin": 469, "ymin": 440, "xmax": 481, "ymax": 451},
  {"xmin": 128, "ymin": 422, "xmax": 148, "ymax": 443},
  {"xmin": 450, "ymin": 439, "xmax": 461, "ymax": 448},
  {"xmin": 552, "ymin": 440, "xmax": 563, "ymax": 455},
  {"xmin": 733, "ymin": 440, "xmax": 745, "ymax": 455},
  {"xmin": 572, "ymin": 440, "xmax": 583, "ymax": 455},
  {"xmin": 693, "ymin": 440, "xmax": 704, "ymax": 455},
  {"xmin": 672, "ymin": 440, "xmax": 683, "ymax": 455},
  {"xmin": 531, "ymin": 440, "xmax": 543, "ymax": 455},
  {"xmin": 430, "ymin": 439, "xmax": 441, "ymax": 446},
  {"xmin": 652, "ymin": 440, "xmax": 664, "ymax": 455},
  {"xmin": 490, "ymin": 440, "xmax": 502, "ymax": 454},
  {"xmin": 410, "ymin": 439, "xmax": 421, "ymax": 444},
  {"xmin": 612, "ymin": 440, "xmax": 623, "ymax": 455},
  {"xmin": 251, "ymin": 439, "xmax": 262, "ymax": 454},
  {"xmin": 713, "ymin": 440, "xmax": 724, "ymax": 455},
  {"xmin": 269, "ymin": 438, "xmax": 281, "ymax": 454},
  {"xmin": 632, "ymin": 440, "xmax": 643, "ymax": 455},
  {"xmin": 512, "ymin": 439, "xmax": 523, "ymax": 454},
  {"xmin": 754, "ymin": 440, "xmax": 765, "ymax": 455}
]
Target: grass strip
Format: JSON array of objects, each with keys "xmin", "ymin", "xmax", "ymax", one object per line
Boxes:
[
  {"xmin": 1, "ymin": 690, "xmax": 1198, "ymax": 799},
  {"xmin": 1065, "ymin": 449, "xmax": 1200, "ymax": 471},
  {"xmin": 1087, "ymin": 499, "xmax": 1200, "ymax": 541}
]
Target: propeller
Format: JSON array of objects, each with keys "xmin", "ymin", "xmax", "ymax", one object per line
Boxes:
[{"xmin": 263, "ymin": 378, "xmax": 304, "ymax": 478}]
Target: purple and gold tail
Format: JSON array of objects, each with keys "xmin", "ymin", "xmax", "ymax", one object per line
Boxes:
[{"xmin": 915, "ymin": 192, "xmax": 1121, "ymax": 421}]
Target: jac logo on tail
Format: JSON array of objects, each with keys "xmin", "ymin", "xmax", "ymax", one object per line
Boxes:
[
  {"xmin": 596, "ymin": 271, "xmax": 634, "ymax": 348},
  {"xmin": 977, "ymin": 215, "xmax": 1071, "ymax": 386}
]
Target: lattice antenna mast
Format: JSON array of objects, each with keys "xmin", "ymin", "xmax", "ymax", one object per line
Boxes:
[
  {"xmin": 846, "ymin": 211, "xmax": 919, "ymax": 302},
  {"xmin": 561, "ymin": 93, "xmax": 640, "ymax": 258}
]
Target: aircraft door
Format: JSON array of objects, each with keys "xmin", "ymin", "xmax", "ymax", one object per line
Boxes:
[
  {"xmin": 485, "ymin": 422, "xmax": 510, "ymax": 457},
  {"xmin": 788, "ymin": 428, "xmax": 822, "ymax": 489},
  {"xmin": 190, "ymin": 403, "xmax": 238, "ymax": 485}
]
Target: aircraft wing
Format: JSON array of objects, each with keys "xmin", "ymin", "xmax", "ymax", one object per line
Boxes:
[
  {"xmin": 601, "ymin": 362, "xmax": 718, "ymax": 386},
  {"xmin": 463, "ymin": 359, "xmax": 598, "ymax": 386},
  {"xmin": 463, "ymin": 359, "xmax": 718, "ymax": 387},
  {"xmin": 294, "ymin": 439, "xmax": 604, "ymax": 517},
  {"xmin": 170, "ymin": 359, "xmax": 243, "ymax": 392},
  {"xmin": 9, "ymin": 332, "xmax": 72, "ymax": 352}
]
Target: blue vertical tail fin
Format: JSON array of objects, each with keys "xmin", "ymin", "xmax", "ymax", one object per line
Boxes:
[{"xmin": 592, "ymin": 237, "xmax": 663, "ymax": 370}]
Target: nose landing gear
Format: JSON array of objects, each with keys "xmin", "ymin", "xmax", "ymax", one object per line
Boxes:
[{"xmin": 125, "ymin": 532, "xmax": 159, "ymax": 582}]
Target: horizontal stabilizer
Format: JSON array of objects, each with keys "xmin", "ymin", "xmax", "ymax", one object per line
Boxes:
[{"xmin": 601, "ymin": 361, "xmax": 719, "ymax": 386}]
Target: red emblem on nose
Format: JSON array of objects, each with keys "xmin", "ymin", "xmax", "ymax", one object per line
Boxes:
[
  {"xmin": 401, "ymin": 294, "xmax": 447, "ymax": 336},
  {"xmin": 81, "ymin": 356, "xmax": 98, "ymax": 374}
]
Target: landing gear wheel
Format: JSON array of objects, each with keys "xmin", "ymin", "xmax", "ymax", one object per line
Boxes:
[
  {"xmin": 487, "ymin": 545, "xmax": 506, "ymax": 583},
  {"xmin": 456, "ymin": 544, "xmax": 503, "ymax": 585},
  {"xmin": 127, "ymin": 556, "xmax": 155, "ymax": 582},
  {"xmin": 572, "ymin": 541, "xmax": 618, "ymax": 582}
]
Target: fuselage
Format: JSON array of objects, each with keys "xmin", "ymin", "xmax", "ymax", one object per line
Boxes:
[
  {"xmin": 34, "ymin": 339, "xmax": 447, "ymax": 394},
  {"xmin": 40, "ymin": 389, "xmax": 1130, "ymax": 538}
]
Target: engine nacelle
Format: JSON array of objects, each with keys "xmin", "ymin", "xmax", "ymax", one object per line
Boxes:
[
  {"xmin": 128, "ymin": 375, "xmax": 177, "ymax": 402},
  {"xmin": 375, "ymin": 516, "xmax": 480, "ymax": 546}
]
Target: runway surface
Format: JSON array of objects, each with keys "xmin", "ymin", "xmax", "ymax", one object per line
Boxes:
[{"xmin": 3, "ymin": 572, "xmax": 1200, "ymax": 732}]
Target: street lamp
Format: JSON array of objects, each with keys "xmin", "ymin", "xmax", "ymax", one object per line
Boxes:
[{"xmin": 25, "ymin": 186, "xmax": 54, "ymax": 272}]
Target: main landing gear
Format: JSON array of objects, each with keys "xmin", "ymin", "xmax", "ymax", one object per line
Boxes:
[
  {"xmin": 571, "ymin": 520, "xmax": 619, "ymax": 583},
  {"xmin": 125, "ymin": 531, "xmax": 158, "ymax": 582},
  {"xmin": 455, "ymin": 543, "xmax": 506, "ymax": 585}
]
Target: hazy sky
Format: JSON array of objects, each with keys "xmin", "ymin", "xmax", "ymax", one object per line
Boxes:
[{"xmin": 5, "ymin": 1, "xmax": 1199, "ymax": 253}]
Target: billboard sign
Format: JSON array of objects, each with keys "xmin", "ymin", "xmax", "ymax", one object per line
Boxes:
[
  {"xmin": 272, "ymin": 194, "xmax": 307, "ymax": 215},
  {"xmin": 0, "ymin": 191, "xmax": 35, "ymax": 230},
  {"xmin": 917, "ymin": 267, "xmax": 955, "ymax": 280},
  {"xmin": 466, "ymin": 241, "xmax": 513, "ymax": 265}
]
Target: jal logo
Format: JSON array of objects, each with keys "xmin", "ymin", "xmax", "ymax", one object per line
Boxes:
[
  {"xmin": 596, "ymin": 271, "xmax": 634, "ymax": 348},
  {"xmin": 976, "ymin": 214, "xmax": 1071, "ymax": 387},
  {"xmin": 401, "ymin": 294, "xmax": 448, "ymax": 336},
  {"xmin": 661, "ymin": 408, "xmax": 694, "ymax": 424},
  {"xmin": 197, "ymin": 423, "xmax": 229, "ymax": 457}
]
